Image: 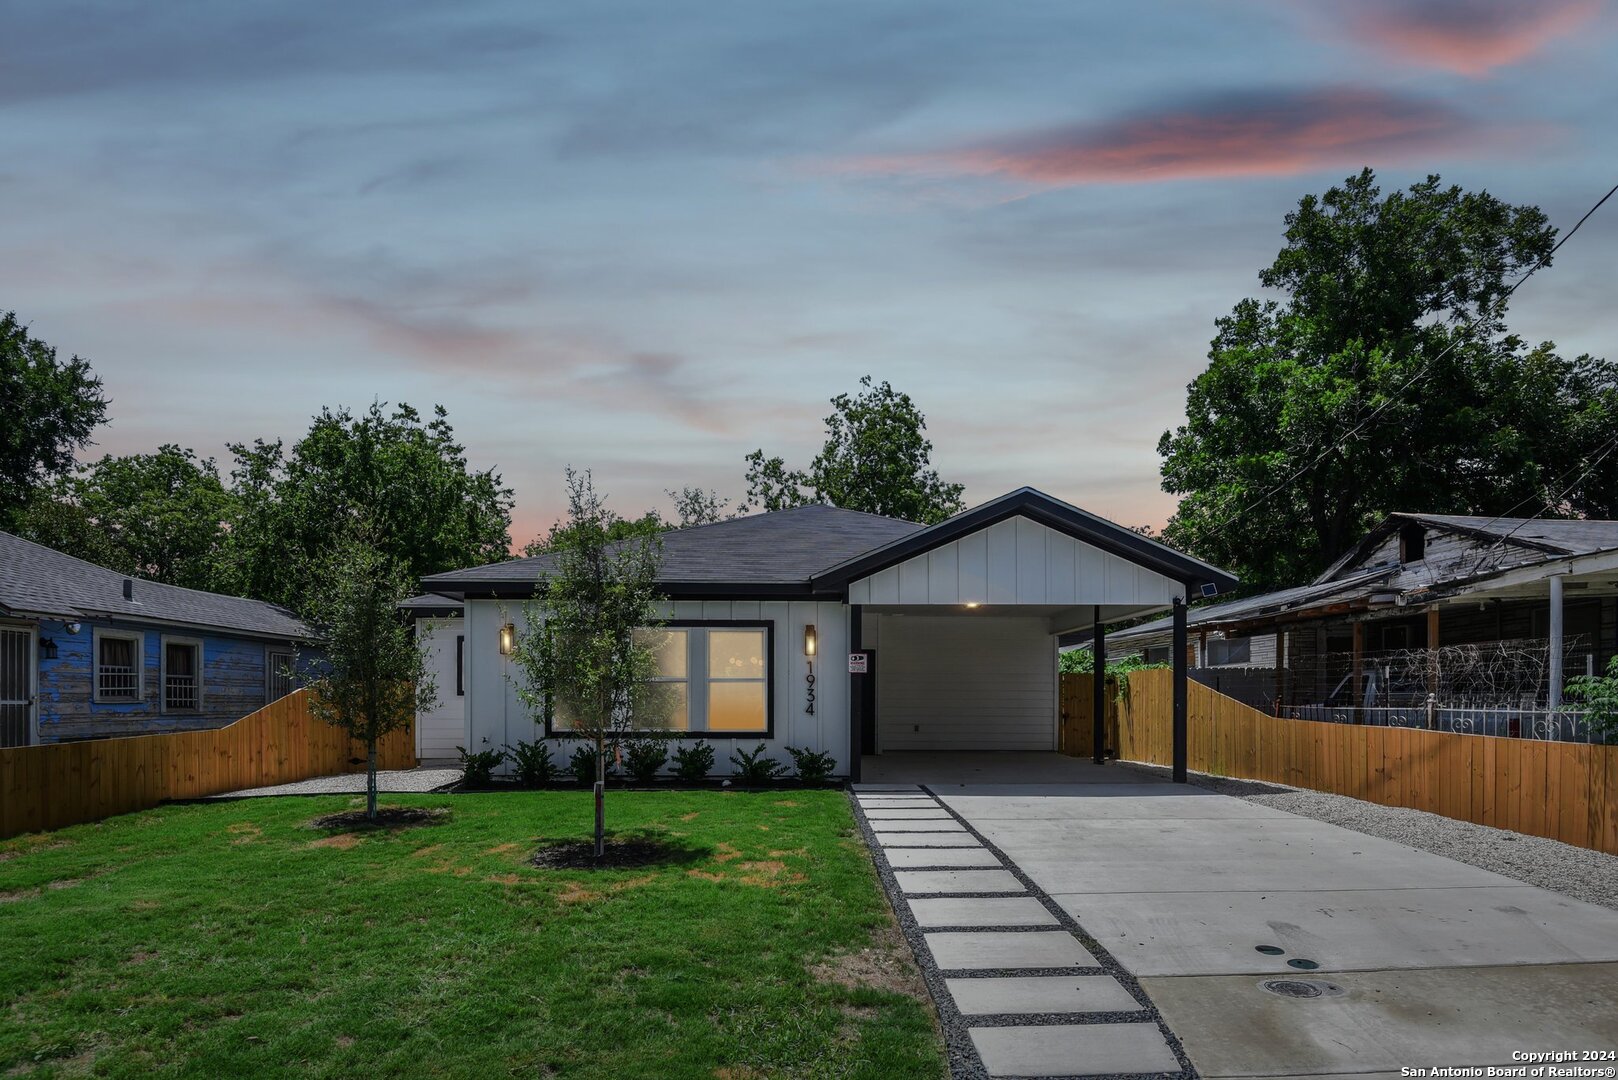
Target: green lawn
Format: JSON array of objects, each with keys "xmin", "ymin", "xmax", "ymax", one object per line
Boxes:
[{"xmin": 0, "ymin": 791, "xmax": 944, "ymax": 1080}]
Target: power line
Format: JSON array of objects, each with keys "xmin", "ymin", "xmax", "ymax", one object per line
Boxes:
[
  {"xmin": 1462, "ymin": 433, "xmax": 1618, "ymax": 577},
  {"xmin": 1210, "ymin": 179, "xmax": 1618, "ymax": 533}
]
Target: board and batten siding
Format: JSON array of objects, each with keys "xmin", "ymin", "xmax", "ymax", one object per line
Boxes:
[
  {"xmin": 463, "ymin": 598, "xmax": 850, "ymax": 776},
  {"xmin": 869, "ymin": 614, "xmax": 1056, "ymax": 751},
  {"xmin": 415, "ymin": 618, "xmax": 468, "ymax": 760},
  {"xmin": 846, "ymin": 516, "xmax": 1183, "ymax": 607}
]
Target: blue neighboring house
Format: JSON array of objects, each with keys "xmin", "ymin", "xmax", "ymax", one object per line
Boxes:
[{"xmin": 0, "ymin": 531, "xmax": 315, "ymax": 747}]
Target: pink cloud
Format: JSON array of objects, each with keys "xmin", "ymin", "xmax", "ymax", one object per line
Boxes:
[
  {"xmin": 1326, "ymin": 0, "xmax": 1603, "ymax": 77},
  {"xmin": 832, "ymin": 88, "xmax": 1498, "ymax": 188}
]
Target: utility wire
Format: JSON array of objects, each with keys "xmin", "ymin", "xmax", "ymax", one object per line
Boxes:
[
  {"xmin": 1461, "ymin": 433, "xmax": 1618, "ymax": 577},
  {"xmin": 1212, "ymin": 180, "xmax": 1618, "ymax": 534}
]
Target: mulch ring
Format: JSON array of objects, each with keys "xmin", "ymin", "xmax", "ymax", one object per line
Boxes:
[
  {"xmin": 309, "ymin": 807, "xmax": 449, "ymax": 831},
  {"xmin": 531, "ymin": 835, "xmax": 709, "ymax": 870}
]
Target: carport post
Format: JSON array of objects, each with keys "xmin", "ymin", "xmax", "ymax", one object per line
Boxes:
[
  {"xmin": 1172, "ymin": 595, "xmax": 1188, "ymax": 783},
  {"xmin": 1092, "ymin": 605, "xmax": 1106, "ymax": 765}
]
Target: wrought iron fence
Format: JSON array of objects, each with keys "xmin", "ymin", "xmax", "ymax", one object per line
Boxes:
[{"xmin": 1281, "ymin": 702, "xmax": 1606, "ymax": 743}]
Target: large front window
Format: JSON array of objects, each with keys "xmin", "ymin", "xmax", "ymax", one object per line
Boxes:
[{"xmin": 548, "ymin": 623, "xmax": 771, "ymax": 735}]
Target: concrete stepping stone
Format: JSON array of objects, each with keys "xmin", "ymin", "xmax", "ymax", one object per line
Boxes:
[
  {"xmin": 886, "ymin": 848, "xmax": 1002, "ymax": 869},
  {"xmin": 856, "ymin": 797, "xmax": 938, "ymax": 807},
  {"xmin": 872, "ymin": 832, "xmax": 981, "ymax": 847},
  {"xmin": 863, "ymin": 808, "xmax": 954, "ymax": 819},
  {"xmin": 925, "ymin": 930, "xmax": 1098, "ymax": 970},
  {"xmin": 946, "ymin": 974, "xmax": 1137, "ymax": 1016},
  {"xmin": 895, "ymin": 869, "xmax": 1023, "ymax": 895},
  {"xmin": 969, "ymin": 1022, "xmax": 1179, "ymax": 1077},
  {"xmin": 852, "ymin": 784, "xmax": 922, "ymax": 792},
  {"xmin": 868, "ymin": 818, "xmax": 965, "ymax": 832},
  {"xmin": 908, "ymin": 896, "xmax": 1057, "ymax": 928}
]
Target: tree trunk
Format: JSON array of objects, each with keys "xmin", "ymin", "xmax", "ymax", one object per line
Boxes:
[
  {"xmin": 594, "ymin": 734, "xmax": 606, "ymax": 859},
  {"xmin": 366, "ymin": 740, "xmax": 378, "ymax": 821}
]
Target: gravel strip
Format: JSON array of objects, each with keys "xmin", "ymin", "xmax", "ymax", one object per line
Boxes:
[
  {"xmin": 208, "ymin": 768, "xmax": 462, "ymax": 798},
  {"xmin": 849, "ymin": 788, "xmax": 1196, "ymax": 1080},
  {"xmin": 1122, "ymin": 761, "xmax": 1618, "ymax": 913}
]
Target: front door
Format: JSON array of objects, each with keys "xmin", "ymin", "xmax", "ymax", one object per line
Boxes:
[{"xmin": 0, "ymin": 626, "xmax": 35, "ymax": 748}]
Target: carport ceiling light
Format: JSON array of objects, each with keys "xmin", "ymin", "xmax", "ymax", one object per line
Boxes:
[{"xmin": 965, "ymin": 602, "xmax": 980, "ymax": 608}]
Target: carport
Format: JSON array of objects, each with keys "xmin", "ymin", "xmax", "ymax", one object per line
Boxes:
[{"xmin": 807, "ymin": 489, "xmax": 1238, "ymax": 780}]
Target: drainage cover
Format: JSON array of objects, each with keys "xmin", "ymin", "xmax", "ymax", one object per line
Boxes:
[
  {"xmin": 1254, "ymin": 945, "xmax": 1285, "ymax": 956},
  {"xmin": 1260, "ymin": 978, "xmax": 1344, "ymax": 999},
  {"xmin": 1287, "ymin": 958, "xmax": 1321, "ymax": 970}
]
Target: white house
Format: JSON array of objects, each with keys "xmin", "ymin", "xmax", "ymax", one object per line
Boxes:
[{"xmin": 416, "ymin": 488, "xmax": 1236, "ymax": 780}]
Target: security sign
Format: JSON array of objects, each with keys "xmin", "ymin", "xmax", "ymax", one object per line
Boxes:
[{"xmin": 848, "ymin": 652, "xmax": 868, "ymax": 674}]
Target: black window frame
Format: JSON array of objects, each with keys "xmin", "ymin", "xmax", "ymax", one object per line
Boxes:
[
  {"xmin": 456, "ymin": 634, "xmax": 465, "ymax": 696},
  {"xmin": 542, "ymin": 619, "xmax": 775, "ymax": 739}
]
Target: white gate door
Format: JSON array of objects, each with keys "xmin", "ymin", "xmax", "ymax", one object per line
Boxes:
[{"xmin": 0, "ymin": 627, "xmax": 34, "ymax": 748}]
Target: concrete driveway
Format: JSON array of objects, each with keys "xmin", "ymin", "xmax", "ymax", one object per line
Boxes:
[{"xmin": 929, "ymin": 772, "xmax": 1618, "ymax": 1078}]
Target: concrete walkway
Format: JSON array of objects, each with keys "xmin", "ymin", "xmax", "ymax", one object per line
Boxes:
[{"xmin": 856, "ymin": 763, "xmax": 1618, "ymax": 1079}]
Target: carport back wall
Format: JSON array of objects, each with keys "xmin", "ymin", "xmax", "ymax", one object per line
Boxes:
[{"xmin": 871, "ymin": 614, "xmax": 1056, "ymax": 751}]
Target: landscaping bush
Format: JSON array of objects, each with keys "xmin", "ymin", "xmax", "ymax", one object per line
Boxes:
[
  {"xmin": 507, "ymin": 739, "xmax": 558, "ymax": 787},
  {"xmin": 670, "ymin": 741, "xmax": 715, "ymax": 782},
  {"xmin": 785, "ymin": 746, "xmax": 836, "ymax": 783},
  {"xmin": 729, "ymin": 742, "xmax": 786, "ymax": 785},
  {"xmin": 569, "ymin": 742, "xmax": 618, "ymax": 785},
  {"xmin": 624, "ymin": 737, "xmax": 669, "ymax": 784},
  {"xmin": 456, "ymin": 746, "xmax": 508, "ymax": 787}
]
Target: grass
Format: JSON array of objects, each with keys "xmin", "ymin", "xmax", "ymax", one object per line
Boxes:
[{"xmin": 0, "ymin": 791, "xmax": 944, "ymax": 1079}]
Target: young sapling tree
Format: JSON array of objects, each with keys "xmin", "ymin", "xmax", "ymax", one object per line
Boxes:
[
  {"xmin": 509, "ymin": 469, "xmax": 673, "ymax": 857},
  {"xmin": 306, "ymin": 534, "xmax": 436, "ymax": 821}
]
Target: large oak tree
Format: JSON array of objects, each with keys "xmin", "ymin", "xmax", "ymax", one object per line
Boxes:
[{"xmin": 1159, "ymin": 170, "xmax": 1618, "ymax": 593}]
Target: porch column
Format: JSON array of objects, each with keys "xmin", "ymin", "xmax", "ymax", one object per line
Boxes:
[
  {"xmin": 1172, "ymin": 595, "xmax": 1188, "ymax": 784},
  {"xmin": 1351, "ymin": 621, "xmax": 1365, "ymax": 721},
  {"xmin": 848, "ymin": 604, "xmax": 863, "ymax": 783},
  {"xmin": 1549, "ymin": 576, "xmax": 1564, "ymax": 708},
  {"xmin": 1426, "ymin": 606, "xmax": 1441, "ymax": 697},
  {"xmin": 1092, "ymin": 605, "xmax": 1106, "ymax": 765}
]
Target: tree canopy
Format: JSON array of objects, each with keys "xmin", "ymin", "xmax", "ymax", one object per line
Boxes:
[
  {"xmin": 221, "ymin": 402, "xmax": 513, "ymax": 615},
  {"xmin": 745, "ymin": 376, "xmax": 965, "ymax": 524},
  {"xmin": 0, "ymin": 313, "xmax": 108, "ymax": 530},
  {"xmin": 1159, "ymin": 170, "xmax": 1618, "ymax": 592}
]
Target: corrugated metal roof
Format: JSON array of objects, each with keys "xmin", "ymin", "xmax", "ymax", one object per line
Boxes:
[{"xmin": 0, "ymin": 531, "xmax": 311, "ymax": 639}]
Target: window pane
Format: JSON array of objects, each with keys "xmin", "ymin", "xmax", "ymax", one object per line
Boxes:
[
  {"xmin": 636, "ymin": 628, "xmax": 687, "ymax": 678},
  {"xmin": 707, "ymin": 681, "xmax": 766, "ymax": 731},
  {"xmin": 551, "ymin": 697, "xmax": 579, "ymax": 731},
  {"xmin": 708, "ymin": 630, "xmax": 765, "ymax": 679},
  {"xmin": 101, "ymin": 637, "xmax": 133, "ymax": 670},
  {"xmin": 166, "ymin": 643, "xmax": 197, "ymax": 677},
  {"xmin": 638, "ymin": 682, "xmax": 688, "ymax": 730}
]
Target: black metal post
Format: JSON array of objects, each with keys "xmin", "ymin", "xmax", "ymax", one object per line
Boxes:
[
  {"xmin": 1092, "ymin": 605, "xmax": 1106, "ymax": 765},
  {"xmin": 1172, "ymin": 594, "xmax": 1188, "ymax": 783},
  {"xmin": 848, "ymin": 604, "xmax": 863, "ymax": 784}
]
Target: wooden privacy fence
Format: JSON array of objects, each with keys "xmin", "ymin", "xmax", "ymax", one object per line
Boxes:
[
  {"xmin": 1058, "ymin": 673, "xmax": 1118, "ymax": 760},
  {"xmin": 0, "ymin": 690, "xmax": 416, "ymax": 839},
  {"xmin": 1082, "ymin": 668, "xmax": 1618, "ymax": 856}
]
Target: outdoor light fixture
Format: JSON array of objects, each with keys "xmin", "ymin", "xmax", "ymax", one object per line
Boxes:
[
  {"xmin": 965, "ymin": 602, "xmax": 980, "ymax": 609},
  {"xmin": 39, "ymin": 637, "xmax": 58, "ymax": 660},
  {"xmin": 65, "ymin": 621, "xmax": 81, "ymax": 635},
  {"xmin": 804, "ymin": 624, "xmax": 817, "ymax": 656},
  {"xmin": 499, "ymin": 624, "xmax": 515, "ymax": 655}
]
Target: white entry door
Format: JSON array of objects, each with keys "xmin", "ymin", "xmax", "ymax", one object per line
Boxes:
[{"xmin": 0, "ymin": 627, "xmax": 35, "ymax": 748}]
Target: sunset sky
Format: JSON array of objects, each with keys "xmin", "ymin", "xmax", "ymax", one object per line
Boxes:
[{"xmin": 3, "ymin": 0, "xmax": 1614, "ymax": 547}]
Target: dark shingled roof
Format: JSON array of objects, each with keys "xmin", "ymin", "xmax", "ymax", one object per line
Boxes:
[
  {"xmin": 1390, "ymin": 513, "xmax": 1618, "ymax": 556},
  {"xmin": 0, "ymin": 531, "xmax": 311, "ymax": 640},
  {"xmin": 422, "ymin": 504, "xmax": 925, "ymax": 596}
]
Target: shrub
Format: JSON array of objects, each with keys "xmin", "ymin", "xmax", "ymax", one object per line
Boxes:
[
  {"xmin": 507, "ymin": 739, "xmax": 558, "ymax": 788},
  {"xmin": 729, "ymin": 742, "xmax": 786, "ymax": 785},
  {"xmin": 569, "ymin": 743, "xmax": 618, "ymax": 785},
  {"xmin": 785, "ymin": 745, "xmax": 836, "ymax": 783},
  {"xmin": 456, "ymin": 746, "xmax": 508, "ymax": 788},
  {"xmin": 1566, "ymin": 655, "xmax": 1618, "ymax": 739},
  {"xmin": 623, "ymin": 737, "xmax": 669, "ymax": 784},
  {"xmin": 670, "ymin": 741, "xmax": 715, "ymax": 783}
]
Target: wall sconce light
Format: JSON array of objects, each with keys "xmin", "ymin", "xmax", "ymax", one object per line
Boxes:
[
  {"xmin": 804, "ymin": 623, "xmax": 817, "ymax": 657},
  {"xmin": 65, "ymin": 621, "xmax": 82, "ymax": 635},
  {"xmin": 499, "ymin": 624, "xmax": 515, "ymax": 655},
  {"xmin": 39, "ymin": 637, "xmax": 59, "ymax": 660}
]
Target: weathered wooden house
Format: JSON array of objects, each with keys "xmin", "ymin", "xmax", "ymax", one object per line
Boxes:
[
  {"xmin": 0, "ymin": 532, "xmax": 314, "ymax": 746},
  {"xmin": 1108, "ymin": 514, "xmax": 1618, "ymax": 721}
]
